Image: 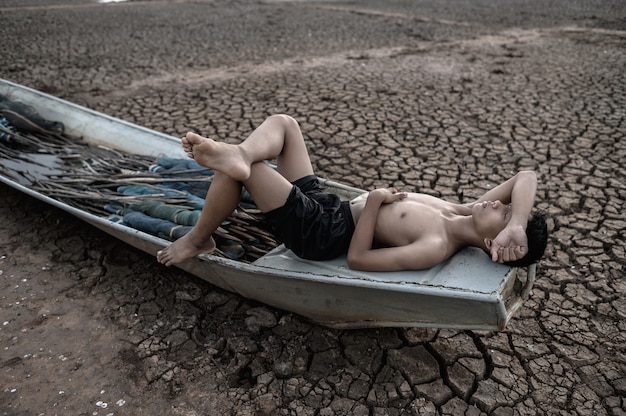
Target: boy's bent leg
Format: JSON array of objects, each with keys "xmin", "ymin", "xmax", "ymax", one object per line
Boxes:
[
  {"xmin": 157, "ymin": 172, "xmax": 242, "ymax": 266},
  {"xmin": 157, "ymin": 162, "xmax": 302, "ymax": 266},
  {"xmin": 242, "ymin": 162, "xmax": 295, "ymax": 213},
  {"xmin": 158, "ymin": 115, "xmax": 315, "ymax": 265},
  {"xmin": 185, "ymin": 114, "xmax": 315, "ymax": 182},
  {"xmin": 239, "ymin": 114, "xmax": 314, "ymax": 182}
]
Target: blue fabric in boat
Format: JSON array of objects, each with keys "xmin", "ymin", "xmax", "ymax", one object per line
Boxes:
[
  {"xmin": 149, "ymin": 155, "xmax": 210, "ymax": 174},
  {"xmin": 117, "ymin": 184, "xmax": 205, "ymax": 210},
  {"xmin": 0, "ymin": 117, "xmax": 14, "ymax": 143},
  {"xmin": 106, "ymin": 204, "xmax": 245, "ymax": 260},
  {"xmin": 150, "ymin": 155, "xmax": 213, "ymax": 198},
  {"xmin": 109, "ymin": 157, "xmax": 252, "ymax": 259},
  {"xmin": 122, "ymin": 211, "xmax": 192, "ymax": 241},
  {"xmin": 129, "ymin": 200, "xmax": 201, "ymax": 226}
]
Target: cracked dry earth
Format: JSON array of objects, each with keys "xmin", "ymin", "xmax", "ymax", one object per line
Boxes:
[{"xmin": 1, "ymin": 1, "xmax": 625, "ymax": 415}]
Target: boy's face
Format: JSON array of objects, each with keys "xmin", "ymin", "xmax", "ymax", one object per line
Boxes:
[{"xmin": 472, "ymin": 200, "xmax": 512, "ymax": 238}]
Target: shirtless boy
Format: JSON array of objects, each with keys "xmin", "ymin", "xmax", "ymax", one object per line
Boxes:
[{"xmin": 157, "ymin": 115, "xmax": 547, "ymax": 271}]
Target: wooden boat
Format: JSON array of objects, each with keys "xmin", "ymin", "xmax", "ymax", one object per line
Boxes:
[{"xmin": 0, "ymin": 79, "xmax": 536, "ymax": 331}]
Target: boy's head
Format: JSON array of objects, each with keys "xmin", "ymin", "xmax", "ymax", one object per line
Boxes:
[
  {"xmin": 503, "ymin": 211, "xmax": 548, "ymax": 267},
  {"xmin": 474, "ymin": 201, "xmax": 548, "ymax": 267}
]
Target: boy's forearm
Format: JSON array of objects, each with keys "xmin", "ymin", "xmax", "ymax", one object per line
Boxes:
[
  {"xmin": 508, "ymin": 171, "xmax": 537, "ymax": 229},
  {"xmin": 347, "ymin": 191, "xmax": 385, "ymax": 262}
]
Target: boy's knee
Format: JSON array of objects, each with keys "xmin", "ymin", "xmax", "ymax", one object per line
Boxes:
[{"xmin": 269, "ymin": 114, "xmax": 298, "ymax": 128}]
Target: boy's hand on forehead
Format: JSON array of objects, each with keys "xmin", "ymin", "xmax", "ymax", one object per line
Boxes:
[{"xmin": 490, "ymin": 225, "xmax": 528, "ymax": 263}]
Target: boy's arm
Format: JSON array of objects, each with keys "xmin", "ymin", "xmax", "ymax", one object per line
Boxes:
[
  {"xmin": 346, "ymin": 189, "xmax": 446, "ymax": 271},
  {"xmin": 469, "ymin": 171, "xmax": 538, "ymax": 262},
  {"xmin": 347, "ymin": 240, "xmax": 447, "ymax": 271},
  {"xmin": 467, "ymin": 170, "xmax": 536, "ymax": 206}
]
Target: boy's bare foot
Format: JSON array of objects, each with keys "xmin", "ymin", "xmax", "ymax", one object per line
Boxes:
[
  {"xmin": 157, "ymin": 233, "xmax": 216, "ymax": 267},
  {"xmin": 183, "ymin": 132, "xmax": 251, "ymax": 181}
]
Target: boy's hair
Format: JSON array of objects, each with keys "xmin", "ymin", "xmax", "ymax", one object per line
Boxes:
[{"xmin": 504, "ymin": 211, "xmax": 548, "ymax": 268}]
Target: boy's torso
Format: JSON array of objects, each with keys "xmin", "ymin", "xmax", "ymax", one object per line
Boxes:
[{"xmin": 349, "ymin": 192, "xmax": 471, "ymax": 249}]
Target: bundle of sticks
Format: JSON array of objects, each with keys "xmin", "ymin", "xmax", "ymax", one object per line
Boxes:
[{"xmin": 0, "ymin": 127, "xmax": 280, "ymax": 263}]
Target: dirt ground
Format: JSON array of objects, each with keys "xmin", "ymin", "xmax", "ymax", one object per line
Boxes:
[{"xmin": 1, "ymin": 0, "xmax": 625, "ymax": 415}]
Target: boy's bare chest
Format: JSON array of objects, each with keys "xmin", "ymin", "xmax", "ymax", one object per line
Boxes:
[{"xmin": 374, "ymin": 200, "xmax": 448, "ymax": 246}]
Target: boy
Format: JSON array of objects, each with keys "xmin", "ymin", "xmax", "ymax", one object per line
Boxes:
[{"xmin": 157, "ymin": 115, "xmax": 547, "ymax": 271}]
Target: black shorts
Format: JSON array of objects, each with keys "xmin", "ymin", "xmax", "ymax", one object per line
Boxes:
[{"xmin": 264, "ymin": 175, "xmax": 355, "ymax": 261}]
